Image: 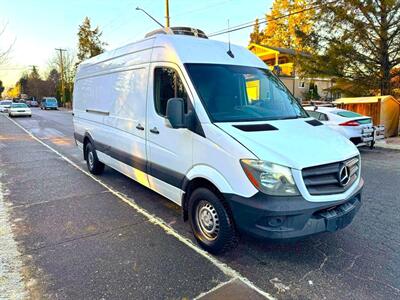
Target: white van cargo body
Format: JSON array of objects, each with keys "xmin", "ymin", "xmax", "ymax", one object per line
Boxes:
[{"xmin": 73, "ymin": 28, "xmax": 363, "ymax": 253}]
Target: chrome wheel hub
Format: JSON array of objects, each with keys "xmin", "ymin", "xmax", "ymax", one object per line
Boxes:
[
  {"xmin": 196, "ymin": 200, "xmax": 220, "ymax": 240},
  {"xmin": 88, "ymin": 151, "xmax": 94, "ymax": 169}
]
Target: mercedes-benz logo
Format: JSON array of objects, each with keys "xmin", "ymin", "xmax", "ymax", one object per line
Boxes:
[{"xmin": 338, "ymin": 164, "xmax": 351, "ymax": 186}]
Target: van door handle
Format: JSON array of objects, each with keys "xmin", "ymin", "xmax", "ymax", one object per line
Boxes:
[
  {"xmin": 150, "ymin": 127, "xmax": 159, "ymax": 134},
  {"xmin": 136, "ymin": 124, "xmax": 144, "ymax": 131}
]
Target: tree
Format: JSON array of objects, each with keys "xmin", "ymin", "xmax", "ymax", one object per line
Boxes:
[
  {"xmin": 5, "ymin": 82, "xmax": 20, "ymax": 99},
  {"xmin": 18, "ymin": 73, "xmax": 28, "ymax": 95},
  {"xmin": 26, "ymin": 67, "xmax": 42, "ymax": 99},
  {"xmin": 0, "ymin": 23, "xmax": 14, "ymax": 66},
  {"xmin": 29, "ymin": 66, "xmax": 40, "ymax": 80},
  {"xmin": 0, "ymin": 80, "xmax": 4, "ymax": 97},
  {"xmin": 300, "ymin": 0, "xmax": 400, "ymax": 96},
  {"xmin": 249, "ymin": 19, "xmax": 264, "ymax": 44},
  {"xmin": 76, "ymin": 17, "xmax": 106, "ymax": 65},
  {"xmin": 250, "ymin": 0, "xmax": 315, "ymax": 51},
  {"xmin": 47, "ymin": 68, "xmax": 60, "ymax": 87},
  {"xmin": 48, "ymin": 50, "xmax": 76, "ymax": 102}
]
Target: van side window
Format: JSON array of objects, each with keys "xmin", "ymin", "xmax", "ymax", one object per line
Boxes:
[{"xmin": 154, "ymin": 67, "xmax": 188, "ymax": 117}]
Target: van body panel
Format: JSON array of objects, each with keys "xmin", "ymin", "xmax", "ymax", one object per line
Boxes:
[
  {"xmin": 74, "ymin": 63, "xmax": 150, "ymax": 187},
  {"xmin": 146, "ymin": 62, "xmax": 194, "ymax": 203},
  {"xmin": 76, "ymin": 38, "xmax": 155, "ymax": 78},
  {"xmin": 192, "ymin": 123, "xmax": 259, "ymax": 197},
  {"xmin": 151, "ymin": 35, "xmax": 265, "ymax": 68},
  {"xmin": 215, "ymin": 119, "xmax": 359, "ymax": 170}
]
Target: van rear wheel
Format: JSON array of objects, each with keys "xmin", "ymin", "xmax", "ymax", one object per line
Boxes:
[
  {"xmin": 85, "ymin": 142, "xmax": 105, "ymax": 175},
  {"xmin": 188, "ymin": 188, "xmax": 238, "ymax": 254}
]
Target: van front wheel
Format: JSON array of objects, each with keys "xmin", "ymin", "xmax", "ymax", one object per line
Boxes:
[
  {"xmin": 85, "ymin": 142, "xmax": 105, "ymax": 175},
  {"xmin": 188, "ymin": 188, "xmax": 238, "ymax": 254}
]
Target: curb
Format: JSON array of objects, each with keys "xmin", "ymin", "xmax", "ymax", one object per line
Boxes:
[{"xmin": 374, "ymin": 142, "xmax": 400, "ymax": 151}]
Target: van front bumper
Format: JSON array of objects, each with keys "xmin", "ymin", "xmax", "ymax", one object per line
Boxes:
[{"xmin": 225, "ymin": 178, "xmax": 363, "ymax": 240}]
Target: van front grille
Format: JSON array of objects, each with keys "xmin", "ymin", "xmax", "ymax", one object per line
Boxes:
[{"xmin": 302, "ymin": 156, "xmax": 359, "ymax": 196}]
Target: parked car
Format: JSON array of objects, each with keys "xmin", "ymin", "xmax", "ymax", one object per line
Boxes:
[
  {"xmin": 73, "ymin": 27, "xmax": 363, "ymax": 254},
  {"xmin": 30, "ymin": 100, "xmax": 39, "ymax": 107},
  {"xmin": 40, "ymin": 97, "xmax": 58, "ymax": 110},
  {"xmin": 0, "ymin": 100, "xmax": 13, "ymax": 112},
  {"xmin": 8, "ymin": 103, "xmax": 32, "ymax": 117},
  {"xmin": 304, "ymin": 106, "xmax": 375, "ymax": 147}
]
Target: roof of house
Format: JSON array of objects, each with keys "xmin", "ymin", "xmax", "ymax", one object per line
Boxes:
[{"xmin": 334, "ymin": 95, "xmax": 400, "ymax": 105}]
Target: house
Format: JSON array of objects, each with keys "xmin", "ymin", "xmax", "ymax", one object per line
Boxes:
[{"xmin": 248, "ymin": 43, "xmax": 335, "ymax": 101}]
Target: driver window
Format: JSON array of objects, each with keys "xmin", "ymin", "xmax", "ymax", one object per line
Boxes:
[{"xmin": 154, "ymin": 67, "xmax": 188, "ymax": 117}]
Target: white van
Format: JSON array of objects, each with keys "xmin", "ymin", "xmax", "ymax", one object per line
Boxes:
[{"xmin": 73, "ymin": 27, "xmax": 363, "ymax": 254}]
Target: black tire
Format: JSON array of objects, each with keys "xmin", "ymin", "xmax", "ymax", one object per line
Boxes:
[
  {"xmin": 85, "ymin": 142, "xmax": 105, "ymax": 175},
  {"xmin": 370, "ymin": 141, "xmax": 375, "ymax": 149},
  {"xmin": 188, "ymin": 188, "xmax": 238, "ymax": 254}
]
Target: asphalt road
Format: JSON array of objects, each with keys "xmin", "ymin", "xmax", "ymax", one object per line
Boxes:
[{"xmin": 1, "ymin": 107, "xmax": 400, "ymax": 299}]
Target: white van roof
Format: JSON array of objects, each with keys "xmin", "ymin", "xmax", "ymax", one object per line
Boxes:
[{"xmin": 76, "ymin": 32, "xmax": 266, "ymax": 79}]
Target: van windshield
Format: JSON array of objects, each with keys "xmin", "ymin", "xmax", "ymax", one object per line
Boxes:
[
  {"xmin": 46, "ymin": 98, "xmax": 57, "ymax": 103},
  {"xmin": 185, "ymin": 64, "xmax": 308, "ymax": 122}
]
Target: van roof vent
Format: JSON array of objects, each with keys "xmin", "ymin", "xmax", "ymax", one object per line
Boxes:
[{"xmin": 145, "ymin": 27, "xmax": 208, "ymax": 39}]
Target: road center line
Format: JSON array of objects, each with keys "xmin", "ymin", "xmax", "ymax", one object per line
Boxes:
[{"xmin": 6, "ymin": 115, "xmax": 275, "ymax": 300}]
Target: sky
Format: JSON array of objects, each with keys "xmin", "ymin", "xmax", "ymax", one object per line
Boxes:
[{"xmin": 0, "ymin": 0, "xmax": 273, "ymax": 88}]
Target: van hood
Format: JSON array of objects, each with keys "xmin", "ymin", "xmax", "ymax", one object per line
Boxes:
[{"xmin": 215, "ymin": 118, "xmax": 359, "ymax": 170}]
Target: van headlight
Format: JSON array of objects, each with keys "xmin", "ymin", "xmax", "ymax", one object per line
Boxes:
[{"xmin": 240, "ymin": 159, "xmax": 299, "ymax": 196}]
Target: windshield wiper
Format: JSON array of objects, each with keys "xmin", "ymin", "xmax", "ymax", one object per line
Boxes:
[{"xmin": 276, "ymin": 116, "xmax": 300, "ymax": 120}]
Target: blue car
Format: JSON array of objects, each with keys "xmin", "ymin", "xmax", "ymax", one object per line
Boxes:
[{"xmin": 40, "ymin": 97, "xmax": 58, "ymax": 110}]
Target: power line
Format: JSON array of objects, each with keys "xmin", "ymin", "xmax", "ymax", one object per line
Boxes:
[{"xmin": 208, "ymin": 0, "xmax": 339, "ymax": 37}]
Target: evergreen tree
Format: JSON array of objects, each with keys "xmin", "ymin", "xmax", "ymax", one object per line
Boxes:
[
  {"xmin": 300, "ymin": 0, "xmax": 400, "ymax": 96},
  {"xmin": 77, "ymin": 17, "xmax": 106, "ymax": 65},
  {"xmin": 29, "ymin": 66, "xmax": 40, "ymax": 80}
]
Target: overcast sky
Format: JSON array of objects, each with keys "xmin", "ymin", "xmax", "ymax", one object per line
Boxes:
[{"xmin": 0, "ymin": 0, "xmax": 273, "ymax": 88}]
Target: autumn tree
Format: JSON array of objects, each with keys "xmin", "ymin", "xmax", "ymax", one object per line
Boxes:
[
  {"xmin": 76, "ymin": 17, "xmax": 106, "ymax": 65},
  {"xmin": 300, "ymin": 0, "xmax": 400, "ymax": 96},
  {"xmin": 250, "ymin": 0, "xmax": 315, "ymax": 52},
  {"xmin": 6, "ymin": 82, "xmax": 20, "ymax": 99}
]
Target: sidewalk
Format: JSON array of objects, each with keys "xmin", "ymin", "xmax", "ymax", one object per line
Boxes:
[{"xmin": 375, "ymin": 135, "xmax": 400, "ymax": 150}]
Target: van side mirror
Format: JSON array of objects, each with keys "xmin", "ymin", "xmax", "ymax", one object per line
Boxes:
[{"xmin": 166, "ymin": 98, "xmax": 186, "ymax": 129}]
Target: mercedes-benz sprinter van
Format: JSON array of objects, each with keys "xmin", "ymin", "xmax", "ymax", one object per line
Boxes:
[{"xmin": 73, "ymin": 27, "xmax": 363, "ymax": 254}]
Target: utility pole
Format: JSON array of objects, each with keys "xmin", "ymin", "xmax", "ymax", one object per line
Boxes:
[
  {"xmin": 165, "ymin": 0, "xmax": 170, "ymax": 28},
  {"xmin": 55, "ymin": 48, "xmax": 67, "ymax": 104}
]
